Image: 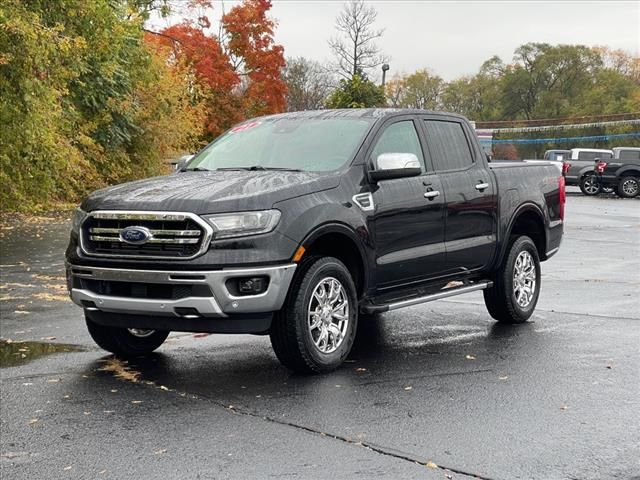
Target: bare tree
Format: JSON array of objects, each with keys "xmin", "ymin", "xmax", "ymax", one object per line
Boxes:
[
  {"xmin": 328, "ymin": 0, "xmax": 387, "ymax": 80},
  {"xmin": 283, "ymin": 57, "xmax": 335, "ymax": 111}
]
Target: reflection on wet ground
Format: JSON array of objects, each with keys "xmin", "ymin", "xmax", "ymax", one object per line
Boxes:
[{"xmin": 0, "ymin": 340, "xmax": 84, "ymax": 368}]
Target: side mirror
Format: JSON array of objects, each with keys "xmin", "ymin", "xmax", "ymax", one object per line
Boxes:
[
  {"xmin": 369, "ymin": 153, "xmax": 422, "ymax": 182},
  {"xmin": 173, "ymin": 154, "xmax": 194, "ymax": 172}
]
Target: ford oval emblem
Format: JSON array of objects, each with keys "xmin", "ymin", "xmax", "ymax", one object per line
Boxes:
[{"xmin": 119, "ymin": 226, "xmax": 152, "ymax": 245}]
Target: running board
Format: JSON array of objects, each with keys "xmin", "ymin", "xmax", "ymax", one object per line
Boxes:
[{"xmin": 361, "ymin": 281, "xmax": 493, "ymax": 314}]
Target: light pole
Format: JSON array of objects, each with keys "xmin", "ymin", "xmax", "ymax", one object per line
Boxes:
[{"xmin": 381, "ymin": 63, "xmax": 390, "ymax": 87}]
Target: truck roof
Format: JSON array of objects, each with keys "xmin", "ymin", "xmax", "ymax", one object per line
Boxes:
[
  {"xmin": 570, "ymin": 148, "xmax": 614, "ymax": 153},
  {"xmin": 257, "ymin": 108, "xmax": 468, "ymax": 122},
  {"xmin": 613, "ymin": 147, "xmax": 640, "ymax": 152}
]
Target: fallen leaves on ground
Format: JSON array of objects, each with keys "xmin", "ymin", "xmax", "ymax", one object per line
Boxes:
[
  {"xmin": 426, "ymin": 460, "xmax": 438, "ymax": 469},
  {"xmin": 98, "ymin": 358, "xmax": 140, "ymax": 383},
  {"xmin": 404, "ymin": 386, "xmax": 413, "ymax": 391},
  {"xmin": 465, "ymin": 354, "xmax": 476, "ymax": 360},
  {"xmin": 32, "ymin": 292, "xmax": 69, "ymax": 302},
  {"xmin": 154, "ymin": 449, "xmax": 167, "ymax": 455},
  {"xmin": 28, "ymin": 418, "xmax": 38, "ymax": 425}
]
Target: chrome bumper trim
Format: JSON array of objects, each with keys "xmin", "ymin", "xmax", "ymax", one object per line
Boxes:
[{"xmin": 68, "ymin": 263, "xmax": 297, "ymax": 317}]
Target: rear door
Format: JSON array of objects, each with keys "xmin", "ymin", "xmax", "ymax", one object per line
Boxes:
[
  {"xmin": 368, "ymin": 116, "xmax": 447, "ymax": 289},
  {"xmin": 420, "ymin": 117, "xmax": 498, "ymax": 274}
]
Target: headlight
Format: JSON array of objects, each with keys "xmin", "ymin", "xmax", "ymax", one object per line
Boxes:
[
  {"xmin": 71, "ymin": 208, "xmax": 87, "ymax": 235},
  {"xmin": 203, "ymin": 210, "xmax": 281, "ymax": 240}
]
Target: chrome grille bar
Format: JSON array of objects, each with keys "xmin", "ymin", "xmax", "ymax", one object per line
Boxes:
[
  {"xmin": 89, "ymin": 227, "xmax": 201, "ymax": 237},
  {"xmin": 89, "ymin": 235, "xmax": 200, "ymax": 245},
  {"xmin": 80, "ymin": 210, "xmax": 214, "ymax": 260}
]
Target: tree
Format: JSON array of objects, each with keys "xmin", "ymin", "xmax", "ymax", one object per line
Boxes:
[
  {"xmin": 384, "ymin": 69, "xmax": 444, "ymax": 109},
  {"xmin": 328, "ymin": 0, "xmax": 387, "ymax": 80},
  {"xmin": 0, "ymin": 0, "xmax": 205, "ymax": 211},
  {"xmin": 500, "ymin": 43, "xmax": 601, "ymax": 119},
  {"xmin": 325, "ymin": 74, "xmax": 385, "ymax": 108},
  {"xmin": 283, "ymin": 57, "xmax": 334, "ymax": 111},
  {"xmin": 149, "ymin": 0, "xmax": 287, "ymax": 138}
]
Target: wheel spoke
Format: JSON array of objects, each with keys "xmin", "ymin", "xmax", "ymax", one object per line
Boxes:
[{"xmin": 307, "ymin": 276, "xmax": 350, "ymax": 354}]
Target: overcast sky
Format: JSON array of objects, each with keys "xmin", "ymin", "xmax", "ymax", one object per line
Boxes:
[{"xmin": 151, "ymin": 1, "xmax": 639, "ymax": 81}]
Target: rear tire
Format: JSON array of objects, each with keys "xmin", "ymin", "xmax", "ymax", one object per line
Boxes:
[
  {"xmin": 617, "ymin": 176, "xmax": 640, "ymax": 198},
  {"xmin": 579, "ymin": 174, "xmax": 601, "ymax": 196},
  {"xmin": 484, "ymin": 236, "xmax": 541, "ymax": 324},
  {"xmin": 269, "ymin": 256, "xmax": 358, "ymax": 373},
  {"xmin": 85, "ymin": 313, "xmax": 169, "ymax": 357}
]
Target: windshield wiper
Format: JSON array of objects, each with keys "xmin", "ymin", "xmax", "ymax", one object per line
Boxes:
[
  {"xmin": 217, "ymin": 166, "xmax": 302, "ymax": 172},
  {"xmin": 186, "ymin": 167, "xmax": 213, "ymax": 172}
]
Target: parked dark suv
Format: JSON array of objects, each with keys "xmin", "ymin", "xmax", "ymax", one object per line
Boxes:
[{"xmin": 66, "ymin": 109, "xmax": 565, "ymax": 372}]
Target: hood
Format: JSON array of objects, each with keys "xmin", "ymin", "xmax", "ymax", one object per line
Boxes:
[{"xmin": 81, "ymin": 170, "xmax": 340, "ymax": 214}]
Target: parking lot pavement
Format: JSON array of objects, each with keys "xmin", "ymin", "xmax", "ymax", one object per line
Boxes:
[{"xmin": 1, "ymin": 191, "xmax": 639, "ymax": 480}]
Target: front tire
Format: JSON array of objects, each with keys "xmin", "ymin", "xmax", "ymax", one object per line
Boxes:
[
  {"xmin": 270, "ymin": 256, "xmax": 358, "ymax": 373},
  {"xmin": 85, "ymin": 313, "xmax": 169, "ymax": 357},
  {"xmin": 484, "ymin": 236, "xmax": 541, "ymax": 324},
  {"xmin": 579, "ymin": 174, "xmax": 601, "ymax": 196},
  {"xmin": 617, "ymin": 176, "xmax": 640, "ymax": 198}
]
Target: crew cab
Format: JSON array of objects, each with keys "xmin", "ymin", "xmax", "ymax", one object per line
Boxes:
[
  {"xmin": 563, "ymin": 148, "xmax": 614, "ymax": 195},
  {"xmin": 596, "ymin": 147, "xmax": 640, "ymax": 198},
  {"xmin": 66, "ymin": 109, "xmax": 565, "ymax": 373}
]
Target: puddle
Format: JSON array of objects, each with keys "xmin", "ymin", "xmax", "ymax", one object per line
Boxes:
[{"xmin": 0, "ymin": 340, "xmax": 84, "ymax": 368}]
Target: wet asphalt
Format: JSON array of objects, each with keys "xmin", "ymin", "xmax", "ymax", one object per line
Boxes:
[{"xmin": 1, "ymin": 189, "xmax": 638, "ymax": 480}]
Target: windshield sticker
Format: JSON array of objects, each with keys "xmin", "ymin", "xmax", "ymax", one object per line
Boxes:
[{"xmin": 231, "ymin": 121, "xmax": 261, "ymax": 133}]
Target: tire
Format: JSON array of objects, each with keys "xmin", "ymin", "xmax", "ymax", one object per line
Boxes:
[
  {"xmin": 579, "ymin": 174, "xmax": 601, "ymax": 196},
  {"xmin": 483, "ymin": 235, "xmax": 541, "ymax": 324},
  {"xmin": 617, "ymin": 176, "xmax": 640, "ymax": 198},
  {"xmin": 269, "ymin": 256, "xmax": 358, "ymax": 373},
  {"xmin": 85, "ymin": 313, "xmax": 169, "ymax": 357}
]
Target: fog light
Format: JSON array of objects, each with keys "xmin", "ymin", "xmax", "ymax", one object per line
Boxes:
[{"xmin": 238, "ymin": 277, "xmax": 267, "ymax": 294}]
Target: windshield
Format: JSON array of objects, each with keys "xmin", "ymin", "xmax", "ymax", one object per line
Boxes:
[{"xmin": 186, "ymin": 117, "xmax": 374, "ymax": 172}]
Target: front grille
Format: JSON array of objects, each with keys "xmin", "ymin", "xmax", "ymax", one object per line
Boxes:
[
  {"xmin": 74, "ymin": 277, "xmax": 213, "ymax": 300},
  {"xmin": 80, "ymin": 211, "xmax": 211, "ymax": 259}
]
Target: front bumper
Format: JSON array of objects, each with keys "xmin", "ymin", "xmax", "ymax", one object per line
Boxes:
[{"xmin": 67, "ymin": 263, "xmax": 297, "ymax": 319}]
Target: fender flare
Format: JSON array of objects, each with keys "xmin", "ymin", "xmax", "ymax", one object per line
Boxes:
[
  {"xmin": 616, "ymin": 166, "xmax": 640, "ymax": 178},
  {"xmin": 496, "ymin": 202, "xmax": 546, "ymax": 265},
  {"xmin": 298, "ymin": 221, "xmax": 372, "ymax": 292}
]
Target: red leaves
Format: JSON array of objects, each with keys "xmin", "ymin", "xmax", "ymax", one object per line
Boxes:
[{"xmin": 146, "ymin": 0, "xmax": 286, "ymax": 138}]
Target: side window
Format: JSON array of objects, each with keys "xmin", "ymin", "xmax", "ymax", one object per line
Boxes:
[
  {"xmin": 619, "ymin": 150, "xmax": 640, "ymax": 161},
  {"xmin": 370, "ymin": 120, "xmax": 425, "ymax": 170},
  {"xmin": 423, "ymin": 120, "xmax": 474, "ymax": 171}
]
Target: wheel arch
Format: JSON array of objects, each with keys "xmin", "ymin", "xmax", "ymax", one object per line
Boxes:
[
  {"xmin": 296, "ymin": 223, "xmax": 370, "ymax": 298},
  {"xmin": 499, "ymin": 204, "xmax": 547, "ymax": 264}
]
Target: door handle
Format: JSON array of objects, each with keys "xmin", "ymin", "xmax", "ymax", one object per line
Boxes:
[
  {"xmin": 475, "ymin": 182, "xmax": 489, "ymax": 191},
  {"xmin": 424, "ymin": 190, "xmax": 440, "ymax": 199}
]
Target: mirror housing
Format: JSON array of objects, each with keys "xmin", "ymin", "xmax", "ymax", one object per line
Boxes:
[
  {"xmin": 173, "ymin": 154, "xmax": 194, "ymax": 172},
  {"xmin": 369, "ymin": 153, "xmax": 422, "ymax": 182}
]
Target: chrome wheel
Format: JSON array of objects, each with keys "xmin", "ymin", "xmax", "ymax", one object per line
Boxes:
[
  {"xmin": 127, "ymin": 328, "xmax": 155, "ymax": 338},
  {"xmin": 582, "ymin": 176, "xmax": 599, "ymax": 195},
  {"xmin": 513, "ymin": 251, "xmax": 536, "ymax": 308},
  {"xmin": 621, "ymin": 178, "xmax": 639, "ymax": 196},
  {"xmin": 307, "ymin": 277, "xmax": 349, "ymax": 354}
]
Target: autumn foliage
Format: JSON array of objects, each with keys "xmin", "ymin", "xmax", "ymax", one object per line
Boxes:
[{"xmin": 147, "ymin": 0, "xmax": 287, "ymax": 139}]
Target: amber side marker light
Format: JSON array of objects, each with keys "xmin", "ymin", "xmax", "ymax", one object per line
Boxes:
[{"xmin": 292, "ymin": 246, "xmax": 306, "ymax": 263}]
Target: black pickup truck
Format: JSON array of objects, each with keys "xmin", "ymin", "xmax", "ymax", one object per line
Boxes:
[
  {"xmin": 66, "ymin": 109, "xmax": 564, "ymax": 373},
  {"xmin": 596, "ymin": 147, "xmax": 640, "ymax": 198}
]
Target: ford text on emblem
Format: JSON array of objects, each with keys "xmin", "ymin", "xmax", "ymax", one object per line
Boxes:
[{"xmin": 119, "ymin": 226, "xmax": 152, "ymax": 245}]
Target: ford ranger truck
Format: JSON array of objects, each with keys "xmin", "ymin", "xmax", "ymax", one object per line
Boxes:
[{"xmin": 66, "ymin": 109, "xmax": 565, "ymax": 373}]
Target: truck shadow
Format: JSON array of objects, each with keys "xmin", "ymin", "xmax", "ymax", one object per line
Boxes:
[{"xmin": 82, "ymin": 314, "xmax": 541, "ymax": 408}]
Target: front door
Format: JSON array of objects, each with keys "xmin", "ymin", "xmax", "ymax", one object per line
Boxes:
[
  {"xmin": 368, "ymin": 118, "xmax": 447, "ymax": 289},
  {"xmin": 421, "ymin": 117, "xmax": 498, "ymax": 274}
]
